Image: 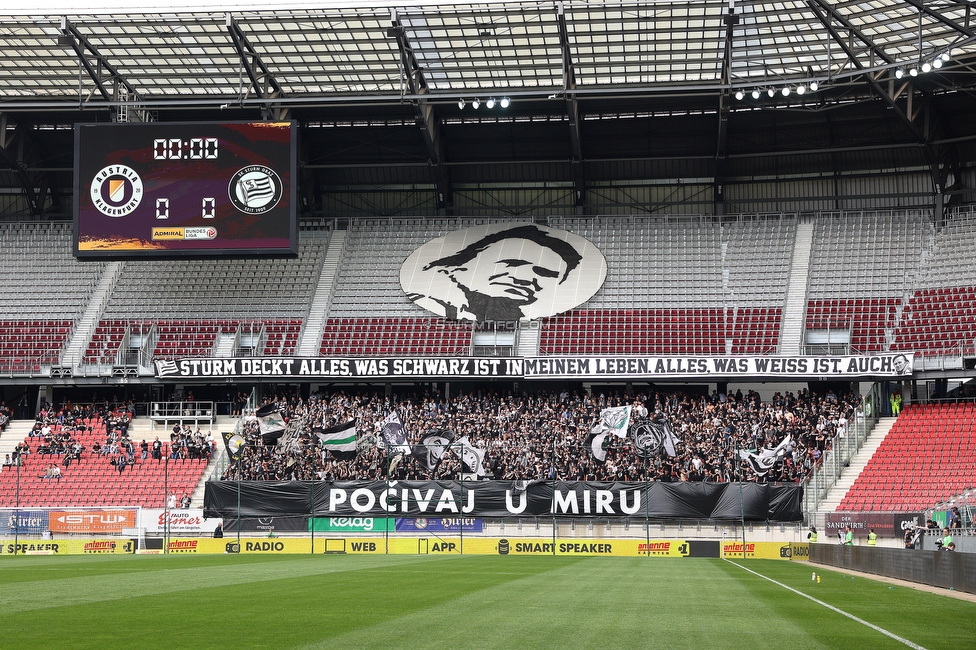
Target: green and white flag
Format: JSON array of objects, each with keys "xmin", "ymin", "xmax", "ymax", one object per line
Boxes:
[
  {"xmin": 315, "ymin": 420, "xmax": 357, "ymax": 453},
  {"xmin": 600, "ymin": 405, "xmax": 632, "ymax": 439}
]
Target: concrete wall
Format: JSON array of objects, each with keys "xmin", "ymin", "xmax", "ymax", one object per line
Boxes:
[{"xmin": 811, "ymin": 544, "xmax": 976, "ymax": 595}]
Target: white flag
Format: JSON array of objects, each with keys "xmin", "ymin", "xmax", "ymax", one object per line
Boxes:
[
  {"xmin": 600, "ymin": 406, "xmax": 632, "ymax": 439},
  {"xmin": 453, "ymin": 436, "xmax": 487, "ymax": 477}
]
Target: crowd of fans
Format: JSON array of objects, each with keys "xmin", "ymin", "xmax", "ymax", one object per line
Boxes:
[{"xmin": 222, "ymin": 387, "xmax": 861, "ymax": 484}]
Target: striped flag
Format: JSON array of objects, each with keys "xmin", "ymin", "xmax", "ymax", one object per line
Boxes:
[{"xmin": 315, "ymin": 420, "xmax": 357, "ymax": 453}]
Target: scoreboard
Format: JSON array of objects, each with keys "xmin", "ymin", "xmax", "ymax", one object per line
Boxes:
[{"xmin": 73, "ymin": 121, "xmax": 297, "ymax": 258}]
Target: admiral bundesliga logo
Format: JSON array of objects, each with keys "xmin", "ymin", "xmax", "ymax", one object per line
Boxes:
[
  {"xmin": 90, "ymin": 165, "xmax": 143, "ymax": 217},
  {"xmin": 229, "ymin": 165, "xmax": 282, "ymax": 214}
]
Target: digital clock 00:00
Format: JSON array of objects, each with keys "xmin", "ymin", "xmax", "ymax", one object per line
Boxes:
[{"xmin": 153, "ymin": 137, "xmax": 219, "ymax": 160}]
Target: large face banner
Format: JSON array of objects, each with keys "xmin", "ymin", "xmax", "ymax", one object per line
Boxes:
[{"xmin": 401, "ymin": 223, "xmax": 607, "ymax": 321}]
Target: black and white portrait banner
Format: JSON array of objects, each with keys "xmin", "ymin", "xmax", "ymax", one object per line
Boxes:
[{"xmin": 158, "ymin": 353, "xmax": 914, "ymax": 380}]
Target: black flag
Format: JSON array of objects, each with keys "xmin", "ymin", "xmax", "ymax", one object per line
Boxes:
[{"xmin": 411, "ymin": 429, "xmax": 455, "ymax": 471}]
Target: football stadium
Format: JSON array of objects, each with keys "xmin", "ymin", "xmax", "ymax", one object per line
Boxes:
[{"xmin": 1, "ymin": 0, "xmax": 975, "ymax": 647}]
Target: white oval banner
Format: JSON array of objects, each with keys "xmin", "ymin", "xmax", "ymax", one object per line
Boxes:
[{"xmin": 401, "ymin": 223, "xmax": 607, "ymax": 322}]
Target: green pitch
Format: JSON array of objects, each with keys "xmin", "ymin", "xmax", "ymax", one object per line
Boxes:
[{"xmin": 0, "ymin": 554, "xmax": 972, "ymax": 649}]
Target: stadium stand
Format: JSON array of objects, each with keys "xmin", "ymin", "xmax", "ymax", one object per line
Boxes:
[
  {"xmin": 804, "ymin": 211, "xmax": 934, "ymax": 354},
  {"xmin": 0, "ymin": 409, "xmax": 208, "ymax": 508},
  {"xmin": 540, "ymin": 216, "xmax": 792, "ymax": 354},
  {"xmin": 837, "ymin": 402, "xmax": 976, "ymax": 511},
  {"xmin": 1, "ymin": 209, "xmax": 976, "ymax": 370},
  {"xmin": 0, "ymin": 222, "xmax": 106, "ymax": 372},
  {"xmin": 890, "ymin": 210, "xmax": 976, "ymax": 356},
  {"xmin": 76, "ymin": 231, "xmax": 329, "ymax": 364},
  {"xmin": 224, "ymin": 387, "xmax": 858, "ymax": 484}
]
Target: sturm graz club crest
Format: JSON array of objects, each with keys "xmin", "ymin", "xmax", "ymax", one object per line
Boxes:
[
  {"xmin": 228, "ymin": 165, "xmax": 283, "ymax": 214},
  {"xmin": 90, "ymin": 164, "xmax": 143, "ymax": 217},
  {"xmin": 631, "ymin": 418, "xmax": 677, "ymax": 458}
]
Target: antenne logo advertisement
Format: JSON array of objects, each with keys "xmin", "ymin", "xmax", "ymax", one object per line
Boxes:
[{"xmin": 400, "ymin": 223, "xmax": 607, "ymax": 322}]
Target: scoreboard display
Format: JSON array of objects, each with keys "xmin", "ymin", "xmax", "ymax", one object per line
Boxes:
[{"xmin": 73, "ymin": 121, "xmax": 297, "ymax": 258}]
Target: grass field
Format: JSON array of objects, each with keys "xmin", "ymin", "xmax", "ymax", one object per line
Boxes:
[{"xmin": 1, "ymin": 554, "xmax": 973, "ymax": 649}]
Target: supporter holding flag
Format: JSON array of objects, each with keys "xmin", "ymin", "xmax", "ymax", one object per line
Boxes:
[
  {"xmin": 411, "ymin": 429, "xmax": 454, "ymax": 471},
  {"xmin": 315, "ymin": 420, "xmax": 357, "ymax": 455},
  {"xmin": 379, "ymin": 411, "xmax": 411, "ymax": 455},
  {"xmin": 452, "ymin": 436, "xmax": 487, "ymax": 477},
  {"xmin": 600, "ymin": 405, "xmax": 632, "ymax": 439},
  {"xmin": 738, "ymin": 435, "xmax": 792, "ymax": 476},
  {"xmin": 221, "ymin": 430, "xmax": 247, "ymax": 462}
]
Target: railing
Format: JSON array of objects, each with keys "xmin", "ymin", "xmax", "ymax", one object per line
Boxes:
[
  {"xmin": 802, "ymin": 383, "xmax": 883, "ymax": 518},
  {"xmin": 150, "ymin": 402, "xmax": 216, "ymax": 430}
]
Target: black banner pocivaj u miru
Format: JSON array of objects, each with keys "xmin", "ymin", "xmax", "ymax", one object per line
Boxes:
[{"xmin": 204, "ymin": 480, "xmax": 802, "ymax": 522}]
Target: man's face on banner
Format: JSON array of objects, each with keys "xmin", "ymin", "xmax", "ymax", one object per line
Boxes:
[{"xmin": 448, "ymin": 239, "xmax": 567, "ymax": 306}]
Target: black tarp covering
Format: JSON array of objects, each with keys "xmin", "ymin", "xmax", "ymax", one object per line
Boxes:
[{"xmin": 205, "ymin": 480, "xmax": 802, "ymax": 521}]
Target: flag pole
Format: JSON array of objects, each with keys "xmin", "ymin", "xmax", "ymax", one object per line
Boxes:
[
  {"xmin": 736, "ymin": 444, "xmax": 746, "ymax": 560},
  {"xmin": 551, "ymin": 437, "xmax": 556, "ymax": 556},
  {"xmin": 236, "ymin": 446, "xmax": 241, "ymax": 553},
  {"xmin": 644, "ymin": 452, "xmax": 650, "ymax": 557},
  {"xmin": 459, "ymin": 445, "xmax": 463, "ymax": 557},
  {"xmin": 309, "ymin": 478, "xmax": 315, "ymax": 555},
  {"xmin": 164, "ymin": 447, "xmax": 170, "ymax": 555},
  {"xmin": 385, "ymin": 447, "xmax": 390, "ymax": 556},
  {"xmin": 14, "ymin": 453, "xmax": 19, "ymax": 556}
]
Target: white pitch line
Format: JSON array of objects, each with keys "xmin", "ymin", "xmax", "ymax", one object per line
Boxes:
[{"xmin": 725, "ymin": 560, "xmax": 927, "ymax": 650}]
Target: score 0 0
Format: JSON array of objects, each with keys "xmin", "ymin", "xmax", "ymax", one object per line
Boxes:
[
  {"xmin": 153, "ymin": 137, "xmax": 218, "ymax": 160},
  {"xmin": 155, "ymin": 197, "xmax": 217, "ymax": 219}
]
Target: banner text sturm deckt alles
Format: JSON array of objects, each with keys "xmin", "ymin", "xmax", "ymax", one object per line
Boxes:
[
  {"xmin": 161, "ymin": 353, "xmax": 913, "ymax": 380},
  {"xmin": 204, "ymin": 480, "xmax": 803, "ymax": 522}
]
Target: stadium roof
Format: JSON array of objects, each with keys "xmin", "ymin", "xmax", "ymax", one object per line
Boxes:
[
  {"xmin": 3, "ymin": 0, "xmax": 976, "ymax": 110},
  {"xmin": 3, "ymin": 1, "xmax": 976, "ymax": 218}
]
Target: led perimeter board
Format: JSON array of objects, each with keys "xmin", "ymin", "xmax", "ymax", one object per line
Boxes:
[{"xmin": 73, "ymin": 121, "xmax": 297, "ymax": 258}]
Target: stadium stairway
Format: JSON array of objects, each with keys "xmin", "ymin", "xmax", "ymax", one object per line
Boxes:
[
  {"xmin": 0, "ymin": 419, "xmax": 36, "ymax": 460},
  {"xmin": 517, "ymin": 323, "xmax": 540, "ymax": 356},
  {"xmin": 778, "ymin": 220, "xmax": 813, "ymax": 354},
  {"xmin": 61, "ymin": 261, "xmax": 124, "ymax": 366},
  {"xmin": 298, "ymin": 230, "xmax": 345, "ymax": 357},
  {"xmin": 818, "ymin": 416, "xmax": 897, "ymax": 512}
]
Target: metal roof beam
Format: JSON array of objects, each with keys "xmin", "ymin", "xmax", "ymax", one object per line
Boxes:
[
  {"xmin": 225, "ymin": 14, "xmax": 289, "ymax": 120},
  {"xmin": 0, "ymin": 114, "xmax": 43, "ymax": 217},
  {"xmin": 901, "ymin": 0, "xmax": 976, "ymax": 39},
  {"xmin": 714, "ymin": 3, "xmax": 738, "ymax": 215},
  {"xmin": 557, "ymin": 2, "xmax": 584, "ymax": 208},
  {"xmin": 389, "ymin": 10, "xmax": 451, "ymax": 212},
  {"xmin": 805, "ymin": 0, "xmax": 896, "ymax": 67},
  {"xmin": 59, "ymin": 17, "xmax": 147, "ymax": 121},
  {"xmin": 807, "ymin": 0, "xmax": 944, "ymax": 200}
]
